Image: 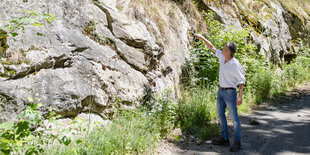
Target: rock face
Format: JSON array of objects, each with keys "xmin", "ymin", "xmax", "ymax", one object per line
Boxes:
[
  {"xmin": 0, "ymin": 0, "xmax": 191, "ymax": 122},
  {"xmin": 201, "ymin": 0, "xmax": 310, "ymax": 65},
  {"xmin": 0, "ymin": 0, "xmax": 309, "ymax": 122}
]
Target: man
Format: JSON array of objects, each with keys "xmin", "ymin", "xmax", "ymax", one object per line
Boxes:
[{"xmin": 195, "ymin": 34, "xmax": 246, "ymax": 152}]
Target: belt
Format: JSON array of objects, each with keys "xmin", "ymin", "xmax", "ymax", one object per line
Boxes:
[{"xmin": 219, "ymin": 87, "xmax": 236, "ymax": 90}]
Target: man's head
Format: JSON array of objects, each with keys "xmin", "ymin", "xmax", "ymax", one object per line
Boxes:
[{"xmin": 223, "ymin": 42, "xmax": 237, "ymax": 58}]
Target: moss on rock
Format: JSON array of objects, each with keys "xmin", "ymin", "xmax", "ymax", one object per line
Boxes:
[{"xmin": 0, "ymin": 29, "xmax": 9, "ymax": 58}]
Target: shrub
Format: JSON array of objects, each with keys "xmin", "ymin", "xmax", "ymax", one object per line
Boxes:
[
  {"xmin": 294, "ymin": 38, "xmax": 310, "ymax": 57},
  {"xmin": 283, "ymin": 56, "xmax": 310, "ymax": 87},
  {"xmin": 177, "ymin": 86, "xmax": 219, "ymax": 139},
  {"xmin": 189, "ymin": 11, "xmax": 258, "ymax": 86},
  {"xmin": 0, "ymin": 98, "xmax": 60, "ymax": 155},
  {"xmin": 248, "ymin": 67, "xmax": 273, "ymax": 103},
  {"xmin": 150, "ymin": 89, "xmax": 177, "ymax": 136}
]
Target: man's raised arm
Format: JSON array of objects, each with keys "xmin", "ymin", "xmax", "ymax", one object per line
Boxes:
[{"xmin": 194, "ymin": 34, "xmax": 217, "ymax": 54}]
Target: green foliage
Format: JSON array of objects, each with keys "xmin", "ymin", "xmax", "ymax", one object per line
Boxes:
[
  {"xmin": 293, "ymin": 38, "xmax": 310, "ymax": 57},
  {"xmin": 18, "ymin": 98, "xmax": 44, "ymax": 128},
  {"xmin": 204, "ymin": 11, "xmax": 259, "ymax": 63},
  {"xmin": 177, "ymin": 86, "xmax": 219, "ymax": 139},
  {"xmin": 48, "ymin": 91, "xmax": 178, "ymax": 155},
  {"xmin": 148, "ymin": 89, "xmax": 177, "ymax": 136},
  {"xmin": 0, "ymin": 97, "xmax": 61, "ymax": 155},
  {"xmin": 283, "ymin": 56, "xmax": 310, "ymax": 86},
  {"xmin": 189, "ymin": 11, "xmax": 259, "ymax": 86},
  {"xmin": 54, "ymin": 110, "xmax": 160, "ymax": 155},
  {"xmin": 189, "ymin": 42, "xmax": 219, "ymax": 85},
  {"xmin": 248, "ymin": 67, "xmax": 273, "ymax": 103},
  {"xmin": 0, "ymin": 99, "xmax": 43, "ymax": 154},
  {"xmin": 1, "ymin": 10, "xmax": 56, "ymax": 39},
  {"xmin": 245, "ymin": 56, "xmax": 310, "ymax": 103}
]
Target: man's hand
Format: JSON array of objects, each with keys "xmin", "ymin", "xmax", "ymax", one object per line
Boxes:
[
  {"xmin": 194, "ymin": 34, "xmax": 217, "ymax": 53},
  {"xmin": 236, "ymin": 95, "xmax": 242, "ymax": 106},
  {"xmin": 237, "ymin": 84, "xmax": 244, "ymax": 106},
  {"xmin": 194, "ymin": 34, "xmax": 205, "ymax": 40}
]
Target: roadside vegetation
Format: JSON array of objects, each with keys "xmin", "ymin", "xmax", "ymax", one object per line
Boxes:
[{"xmin": 1, "ymin": 91, "xmax": 177, "ymax": 154}]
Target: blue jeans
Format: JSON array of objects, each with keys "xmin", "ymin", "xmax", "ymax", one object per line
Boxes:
[{"xmin": 217, "ymin": 88, "xmax": 241, "ymax": 142}]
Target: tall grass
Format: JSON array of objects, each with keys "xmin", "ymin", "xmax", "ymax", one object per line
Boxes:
[
  {"xmin": 46, "ymin": 110, "xmax": 162, "ymax": 155},
  {"xmin": 45, "ymin": 90, "xmax": 178, "ymax": 155},
  {"xmin": 247, "ymin": 67, "xmax": 273, "ymax": 103},
  {"xmin": 247, "ymin": 56, "xmax": 310, "ymax": 103},
  {"xmin": 177, "ymin": 86, "xmax": 219, "ymax": 139},
  {"xmin": 238, "ymin": 91, "xmax": 255, "ymax": 113},
  {"xmin": 283, "ymin": 56, "xmax": 310, "ymax": 86}
]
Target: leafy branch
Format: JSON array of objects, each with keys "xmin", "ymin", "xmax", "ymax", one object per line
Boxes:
[
  {"xmin": 0, "ymin": 97, "xmax": 61, "ymax": 154},
  {"xmin": 1, "ymin": 10, "xmax": 56, "ymax": 38}
]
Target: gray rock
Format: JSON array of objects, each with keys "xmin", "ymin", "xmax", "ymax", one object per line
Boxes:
[
  {"xmin": 38, "ymin": 113, "xmax": 111, "ymax": 137},
  {"xmin": 206, "ymin": 0, "xmax": 294, "ymax": 65},
  {"xmin": 115, "ymin": 39, "xmax": 149, "ymax": 72},
  {"xmin": 0, "ymin": 63, "xmax": 4, "ymax": 74},
  {"xmin": 0, "ymin": 0, "xmax": 194, "ymax": 123}
]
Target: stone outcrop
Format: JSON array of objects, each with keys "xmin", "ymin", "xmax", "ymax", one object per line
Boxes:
[
  {"xmin": 0, "ymin": 0, "xmax": 309, "ymax": 122},
  {"xmin": 198, "ymin": 0, "xmax": 309, "ymax": 65},
  {"xmin": 0, "ymin": 0, "xmax": 190, "ymax": 122}
]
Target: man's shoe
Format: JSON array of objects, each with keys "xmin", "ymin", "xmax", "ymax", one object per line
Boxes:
[
  {"xmin": 211, "ymin": 137, "xmax": 229, "ymax": 146},
  {"xmin": 229, "ymin": 141, "xmax": 241, "ymax": 152}
]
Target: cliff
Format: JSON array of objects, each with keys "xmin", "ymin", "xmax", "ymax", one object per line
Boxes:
[{"xmin": 0, "ymin": 0, "xmax": 309, "ymax": 122}]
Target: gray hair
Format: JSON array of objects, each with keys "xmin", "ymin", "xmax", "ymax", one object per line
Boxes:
[{"xmin": 226, "ymin": 42, "xmax": 237, "ymax": 57}]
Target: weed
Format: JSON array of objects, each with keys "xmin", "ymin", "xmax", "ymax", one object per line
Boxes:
[
  {"xmin": 47, "ymin": 95, "xmax": 177, "ymax": 154},
  {"xmin": 0, "ymin": 97, "xmax": 61, "ymax": 154},
  {"xmin": 177, "ymin": 86, "xmax": 219, "ymax": 139}
]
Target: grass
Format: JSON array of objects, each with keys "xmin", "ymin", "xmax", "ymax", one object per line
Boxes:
[
  {"xmin": 45, "ymin": 89, "xmax": 177, "ymax": 154},
  {"xmin": 45, "ymin": 109, "xmax": 162, "ymax": 155},
  {"xmin": 238, "ymin": 92, "xmax": 255, "ymax": 114},
  {"xmin": 247, "ymin": 56, "xmax": 310, "ymax": 104},
  {"xmin": 43, "ymin": 84, "xmax": 261, "ymax": 154},
  {"xmin": 177, "ymin": 86, "xmax": 218, "ymax": 140}
]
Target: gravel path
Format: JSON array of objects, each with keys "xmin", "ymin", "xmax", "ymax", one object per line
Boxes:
[{"xmin": 157, "ymin": 83, "xmax": 310, "ymax": 155}]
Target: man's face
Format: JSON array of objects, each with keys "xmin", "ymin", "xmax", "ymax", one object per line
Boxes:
[{"xmin": 222, "ymin": 45, "xmax": 231, "ymax": 58}]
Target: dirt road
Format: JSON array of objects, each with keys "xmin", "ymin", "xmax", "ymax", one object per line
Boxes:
[{"xmin": 157, "ymin": 83, "xmax": 310, "ymax": 155}]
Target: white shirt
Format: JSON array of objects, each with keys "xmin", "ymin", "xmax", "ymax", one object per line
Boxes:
[{"xmin": 216, "ymin": 49, "xmax": 246, "ymax": 88}]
